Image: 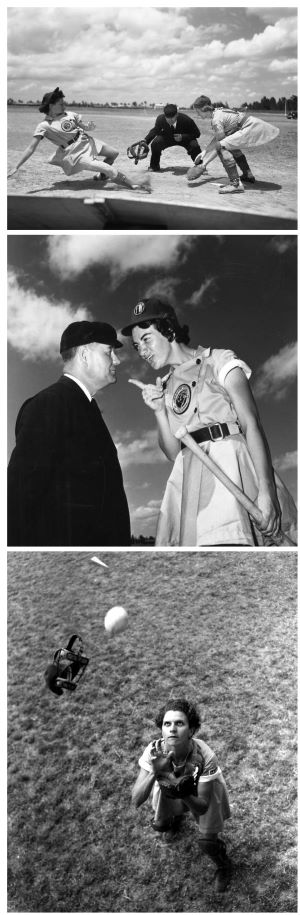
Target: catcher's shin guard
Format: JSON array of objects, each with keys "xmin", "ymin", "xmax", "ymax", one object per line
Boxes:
[{"xmin": 198, "ymin": 836, "xmax": 232, "ymax": 893}]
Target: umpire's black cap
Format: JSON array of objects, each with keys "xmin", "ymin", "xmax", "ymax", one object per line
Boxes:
[
  {"xmin": 121, "ymin": 297, "xmax": 176, "ymax": 336},
  {"xmin": 60, "ymin": 320, "xmax": 123, "ymax": 353}
]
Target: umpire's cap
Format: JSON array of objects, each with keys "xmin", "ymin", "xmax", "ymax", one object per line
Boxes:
[
  {"xmin": 60, "ymin": 320, "xmax": 123, "ymax": 353},
  {"xmin": 121, "ymin": 297, "xmax": 176, "ymax": 336},
  {"xmin": 39, "ymin": 87, "xmax": 65, "ymax": 113}
]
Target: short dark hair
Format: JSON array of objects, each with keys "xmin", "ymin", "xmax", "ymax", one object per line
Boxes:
[
  {"xmin": 132, "ymin": 317, "xmax": 190, "ymax": 345},
  {"xmin": 155, "ymin": 698, "xmax": 201, "ymax": 732},
  {"xmin": 164, "ymin": 103, "xmax": 178, "ymax": 118}
]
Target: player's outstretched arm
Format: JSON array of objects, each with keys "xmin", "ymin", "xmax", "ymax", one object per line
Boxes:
[{"xmin": 8, "ymin": 136, "xmax": 42, "ymax": 177}]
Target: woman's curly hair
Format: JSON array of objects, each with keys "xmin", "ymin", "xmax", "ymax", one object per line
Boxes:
[
  {"xmin": 155, "ymin": 698, "xmax": 201, "ymax": 732},
  {"xmin": 132, "ymin": 315, "xmax": 190, "ymax": 345}
]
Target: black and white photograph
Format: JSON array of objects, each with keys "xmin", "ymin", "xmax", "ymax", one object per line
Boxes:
[
  {"xmin": 7, "ymin": 233, "xmax": 297, "ymax": 548},
  {"xmin": 6, "ymin": 4, "xmax": 298, "ymax": 914},
  {"xmin": 7, "ymin": 6, "xmax": 297, "ymax": 228},
  {"xmin": 7, "ymin": 550, "xmax": 297, "ymax": 912}
]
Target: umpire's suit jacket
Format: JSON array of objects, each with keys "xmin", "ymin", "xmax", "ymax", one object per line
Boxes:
[
  {"xmin": 145, "ymin": 112, "xmax": 200, "ymax": 145},
  {"xmin": 7, "ymin": 375, "xmax": 131, "ymax": 547}
]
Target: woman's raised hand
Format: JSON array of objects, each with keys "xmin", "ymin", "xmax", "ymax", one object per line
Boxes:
[{"xmin": 129, "ymin": 378, "xmax": 165, "ymax": 412}]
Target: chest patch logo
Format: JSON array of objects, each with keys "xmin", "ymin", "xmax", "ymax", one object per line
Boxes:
[
  {"xmin": 172, "ymin": 383, "xmax": 191, "ymax": 414},
  {"xmin": 60, "ymin": 117, "xmax": 76, "ymax": 132}
]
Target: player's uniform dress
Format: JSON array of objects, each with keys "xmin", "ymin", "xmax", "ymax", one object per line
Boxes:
[
  {"xmin": 34, "ymin": 110, "xmax": 117, "ymax": 177},
  {"xmin": 211, "ymin": 108, "xmax": 279, "ymax": 150},
  {"xmin": 139, "ymin": 736, "xmax": 230, "ymax": 836},
  {"xmin": 155, "ymin": 346, "xmax": 297, "ymax": 546}
]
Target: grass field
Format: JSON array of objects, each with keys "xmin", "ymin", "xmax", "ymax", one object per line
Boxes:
[{"xmin": 7, "ymin": 550, "xmax": 297, "ymax": 912}]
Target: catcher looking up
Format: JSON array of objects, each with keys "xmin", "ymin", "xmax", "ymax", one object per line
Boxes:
[{"xmin": 132, "ymin": 698, "xmax": 232, "ymax": 893}]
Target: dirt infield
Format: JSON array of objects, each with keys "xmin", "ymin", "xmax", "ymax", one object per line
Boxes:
[{"xmin": 7, "ymin": 109, "xmax": 297, "ymax": 228}]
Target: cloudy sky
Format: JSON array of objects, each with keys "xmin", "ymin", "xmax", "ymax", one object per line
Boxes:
[
  {"xmin": 7, "ymin": 5, "xmax": 297, "ymax": 106},
  {"xmin": 7, "ymin": 234, "xmax": 297, "ymax": 537}
]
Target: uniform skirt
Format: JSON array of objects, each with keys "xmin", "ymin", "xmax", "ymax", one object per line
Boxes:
[
  {"xmin": 49, "ymin": 135, "xmax": 118, "ymax": 177},
  {"xmin": 220, "ymin": 116, "xmax": 279, "ymax": 151},
  {"xmin": 155, "ymin": 433, "xmax": 297, "ymax": 546},
  {"xmin": 152, "ymin": 769, "xmax": 231, "ymax": 836}
]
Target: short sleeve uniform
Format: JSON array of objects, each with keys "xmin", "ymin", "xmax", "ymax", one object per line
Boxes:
[
  {"xmin": 155, "ymin": 346, "xmax": 297, "ymax": 546},
  {"xmin": 139, "ymin": 736, "xmax": 231, "ymax": 836},
  {"xmin": 33, "ymin": 110, "xmax": 111, "ymax": 177},
  {"xmin": 211, "ymin": 107, "xmax": 279, "ymax": 150}
]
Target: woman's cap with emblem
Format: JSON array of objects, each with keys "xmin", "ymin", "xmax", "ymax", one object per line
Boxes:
[{"xmin": 121, "ymin": 297, "xmax": 175, "ymax": 336}]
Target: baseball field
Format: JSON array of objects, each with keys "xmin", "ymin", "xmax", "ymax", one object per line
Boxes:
[
  {"xmin": 7, "ymin": 108, "xmax": 297, "ymax": 225},
  {"xmin": 7, "ymin": 550, "xmax": 297, "ymax": 912}
]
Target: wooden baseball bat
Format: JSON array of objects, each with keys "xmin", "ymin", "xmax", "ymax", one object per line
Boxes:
[{"xmin": 175, "ymin": 426, "xmax": 295, "ymax": 547}]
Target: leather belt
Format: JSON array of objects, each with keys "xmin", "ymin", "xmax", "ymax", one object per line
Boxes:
[
  {"xmin": 61, "ymin": 131, "xmax": 81, "ymax": 149},
  {"xmin": 180, "ymin": 422, "xmax": 240, "ymax": 448}
]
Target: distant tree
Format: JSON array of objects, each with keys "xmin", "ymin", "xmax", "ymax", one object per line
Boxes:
[{"xmin": 7, "ymin": 98, "xmax": 14, "ymax": 105}]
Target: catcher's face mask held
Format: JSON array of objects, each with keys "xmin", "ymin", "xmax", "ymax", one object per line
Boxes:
[
  {"xmin": 45, "ymin": 634, "xmax": 89, "ymax": 696},
  {"xmin": 127, "ymin": 140, "xmax": 149, "ymax": 165}
]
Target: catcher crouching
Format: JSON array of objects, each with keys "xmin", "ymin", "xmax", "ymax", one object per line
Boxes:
[{"xmin": 132, "ymin": 698, "xmax": 232, "ymax": 893}]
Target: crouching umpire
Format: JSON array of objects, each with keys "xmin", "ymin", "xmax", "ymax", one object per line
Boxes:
[{"xmin": 142, "ymin": 103, "xmax": 202, "ymax": 171}]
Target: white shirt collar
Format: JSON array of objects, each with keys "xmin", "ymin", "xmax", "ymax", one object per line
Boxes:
[{"xmin": 63, "ymin": 373, "xmax": 92, "ymax": 402}]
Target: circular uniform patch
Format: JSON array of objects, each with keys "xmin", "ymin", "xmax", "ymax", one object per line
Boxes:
[
  {"xmin": 60, "ymin": 117, "xmax": 77, "ymax": 132},
  {"xmin": 172, "ymin": 383, "xmax": 191, "ymax": 414}
]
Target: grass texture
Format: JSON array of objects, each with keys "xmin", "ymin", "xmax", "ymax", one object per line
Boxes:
[{"xmin": 7, "ymin": 551, "xmax": 297, "ymax": 912}]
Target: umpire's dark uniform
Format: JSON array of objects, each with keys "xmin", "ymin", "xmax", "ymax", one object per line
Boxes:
[
  {"xmin": 144, "ymin": 112, "xmax": 201, "ymax": 169},
  {"xmin": 7, "ymin": 375, "xmax": 131, "ymax": 547}
]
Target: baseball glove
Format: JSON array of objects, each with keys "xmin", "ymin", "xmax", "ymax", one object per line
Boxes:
[
  {"xmin": 158, "ymin": 765, "xmax": 201, "ymax": 799},
  {"xmin": 127, "ymin": 140, "xmax": 149, "ymax": 165}
]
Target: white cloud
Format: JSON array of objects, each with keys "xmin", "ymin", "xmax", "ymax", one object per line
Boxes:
[
  {"xmin": 223, "ymin": 17, "xmax": 297, "ymax": 59},
  {"xmin": 186, "ymin": 277, "xmax": 217, "ymax": 307},
  {"xmin": 253, "ymin": 342, "xmax": 297, "ymax": 400},
  {"xmin": 131, "ymin": 499, "xmax": 161, "ymax": 520},
  {"xmin": 8, "ymin": 9, "xmax": 297, "ymax": 106},
  {"xmin": 47, "ymin": 236, "xmax": 192, "ymax": 282},
  {"xmin": 268, "ymin": 237, "xmax": 297, "ymax": 255},
  {"xmin": 116, "ymin": 429, "xmax": 168, "ymax": 469},
  {"xmin": 7, "ymin": 270, "xmax": 91, "ymax": 360},
  {"xmin": 269, "ymin": 58, "xmax": 297, "ymax": 73},
  {"xmin": 273, "ymin": 451, "xmax": 297, "ymax": 472}
]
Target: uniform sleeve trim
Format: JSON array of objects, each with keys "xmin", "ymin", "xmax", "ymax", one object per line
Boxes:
[{"xmin": 219, "ymin": 358, "xmax": 252, "ymax": 387}]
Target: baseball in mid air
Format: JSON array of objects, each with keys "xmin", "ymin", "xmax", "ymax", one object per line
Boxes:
[{"xmin": 104, "ymin": 606, "xmax": 128, "ymax": 635}]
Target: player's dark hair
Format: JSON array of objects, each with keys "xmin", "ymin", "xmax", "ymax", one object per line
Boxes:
[
  {"xmin": 132, "ymin": 317, "xmax": 190, "ymax": 345},
  {"xmin": 155, "ymin": 698, "xmax": 201, "ymax": 732}
]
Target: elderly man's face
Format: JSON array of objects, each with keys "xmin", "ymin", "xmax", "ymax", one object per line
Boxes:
[
  {"xmin": 83, "ymin": 342, "xmax": 120, "ymax": 392},
  {"xmin": 162, "ymin": 709, "xmax": 192, "ymax": 753}
]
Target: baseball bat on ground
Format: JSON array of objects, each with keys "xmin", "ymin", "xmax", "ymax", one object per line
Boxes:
[{"xmin": 175, "ymin": 426, "xmax": 295, "ymax": 547}]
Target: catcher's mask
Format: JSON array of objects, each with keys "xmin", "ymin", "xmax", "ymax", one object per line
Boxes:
[
  {"xmin": 127, "ymin": 140, "xmax": 149, "ymax": 165},
  {"xmin": 45, "ymin": 635, "xmax": 89, "ymax": 696}
]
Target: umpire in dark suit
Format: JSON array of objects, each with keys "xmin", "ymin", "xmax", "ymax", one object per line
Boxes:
[
  {"xmin": 8, "ymin": 321, "xmax": 131, "ymax": 547},
  {"xmin": 144, "ymin": 103, "xmax": 202, "ymax": 171}
]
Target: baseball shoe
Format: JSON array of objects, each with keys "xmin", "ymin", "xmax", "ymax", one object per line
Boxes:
[
  {"xmin": 219, "ymin": 180, "xmax": 245, "ymax": 194},
  {"xmin": 148, "ymin": 165, "xmax": 161, "ymax": 172},
  {"xmin": 214, "ymin": 857, "xmax": 232, "ymax": 893}
]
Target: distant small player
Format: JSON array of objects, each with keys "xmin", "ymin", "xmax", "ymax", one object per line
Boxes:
[{"xmin": 132, "ymin": 698, "xmax": 232, "ymax": 893}]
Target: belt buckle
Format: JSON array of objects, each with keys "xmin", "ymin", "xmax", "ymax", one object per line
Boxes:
[{"xmin": 209, "ymin": 423, "xmax": 223, "ymax": 441}]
